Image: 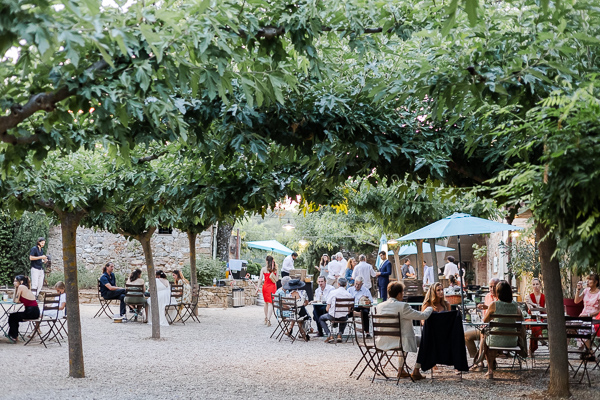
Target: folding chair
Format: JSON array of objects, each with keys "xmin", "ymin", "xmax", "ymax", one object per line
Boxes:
[
  {"xmin": 281, "ymin": 296, "xmax": 309, "ymax": 343},
  {"xmin": 23, "ymin": 293, "xmax": 62, "ymax": 348},
  {"xmin": 565, "ymin": 316, "xmax": 595, "ymax": 386},
  {"xmin": 270, "ymin": 294, "xmax": 289, "ymax": 340},
  {"xmin": 93, "ymin": 280, "xmax": 118, "ymax": 319},
  {"xmin": 350, "ymin": 311, "xmax": 378, "ymax": 379},
  {"xmin": 180, "ymin": 285, "xmax": 200, "ymax": 323},
  {"xmin": 486, "ymin": 314, "xmax": 527, "ymax": 372},
  {"xmin": 165, "ymin": 284, "xmax": 184, "ymax": 325},
  {"xmin": 124, "ymin": 284, "xmax": 147, "ymax": 323},
  {"xmin": 372, "ymin": 312, "xmax": 411, "ymax": 384},
  {"xmin": 329, "ymin": 298, "xmax": 355, "ymax": 344}
]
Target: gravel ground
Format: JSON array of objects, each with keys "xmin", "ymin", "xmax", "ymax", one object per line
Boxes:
[{"xmin": 1, "ymin": 304, "xmax": 598, "ymax": 400}]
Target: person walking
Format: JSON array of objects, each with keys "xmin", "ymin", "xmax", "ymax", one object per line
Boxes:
[
  {"xmin": 29, "ymin": 237, "xmax": 47, "ymax": 297},
  {"xmin": 257, "ymin": 255, "xmax": 278, "ymax": 326}
]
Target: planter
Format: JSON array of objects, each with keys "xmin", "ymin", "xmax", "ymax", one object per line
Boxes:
[{"xmin": 563, "ymin": 298, "xmax": 584, "ymax": 317}]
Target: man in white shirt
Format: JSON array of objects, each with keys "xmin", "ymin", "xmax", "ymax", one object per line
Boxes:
[
  {"xmin": 281, "ymin": 252, "xmax": 298, "ymax": 277},
  {"xmin": 327, "ymin": 255, "xmax": 343, "ymax": 286},
  {"xmin": 443, "ymin": 256, "xmax": 459, "ymax": 280},
  {"xmin": 347, "ymin": 276, "xmax": 373, "ymax": 337},
  {"xmin": 312, "ymin": 276, "xmax": 334, "ymax": 337},
  {"xmin": 318, "ymin": 277, "xmax": 353, "ymax": 343},
  {"xmin": 335, "ymin": 252, "xmax": 348, "ymax": 279},
  {"xmin": 352, "ymin": 254, "xmax": 377, "ymax": 294},
  {"xmin": 422, "ymin": 260, "xmax": 435, "ymax": 290}
]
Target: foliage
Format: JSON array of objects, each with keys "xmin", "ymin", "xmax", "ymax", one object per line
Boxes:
[
  {"xmin": 472, "ymin": 244, "xmax": 487, "ymax": 262},
  {"xmin": 183, "ymin": 256, "xmax": 226, "ymax": 287},
  {"xmin": 46, "ymin": 264, "xmax": 125, "ymax": 290},
  {"xmin": 0, "ymin": 211, "xmax": 14, "ymax": 284},
  {"xmin": 500, "ymin": 235, "xmax": 540, "ymax": 280},
  {"xmin": 246, "ymin": 262, "xmax": 262, "ymax": 277}
]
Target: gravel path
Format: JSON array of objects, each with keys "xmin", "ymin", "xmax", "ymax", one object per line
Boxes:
[{"xmin": 2, "ymin": 304, "xmax": 598, "ymax": 400}]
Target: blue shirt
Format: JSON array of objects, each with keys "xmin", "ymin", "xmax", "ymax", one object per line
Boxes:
[
  {"xmin": 347, "ymin": 285, "xmax": 373, "ymax": 305},
  {"xmin": 99, "ymin": 272, "xmax": 116, "ymax": 297}
]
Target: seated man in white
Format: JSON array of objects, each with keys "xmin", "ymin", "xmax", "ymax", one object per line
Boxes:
[
  {"xmin": 318, "ymin": 277, "xmax": 353, "ymax": 343},
  {"xmin": 375, "ymin": 281, "xmax": 433, "ymax": 381}
]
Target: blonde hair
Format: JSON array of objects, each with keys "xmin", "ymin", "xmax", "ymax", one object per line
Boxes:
[
  {"xmin": 346, "ymin": 257, "xmax": 356, "ymax": 270},
  {"xmin": 423, "ymin": 282, "xmax": 450, "ymax": 311},
  {"xmin": 54, "ymin": 281, "xmax": 66, "ymax": 291}
]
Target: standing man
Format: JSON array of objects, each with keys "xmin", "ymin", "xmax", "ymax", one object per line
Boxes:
[
  {"xmin": 444, "ymin": 256, "xmax": 459, "ymax": 280},
  {"xmin": 281, "ymin": 252, "xmax": 298, "ymax": 277},
  {"xmin": 29, "ymin": 237, "xmax": 48, "ymax": 296},
  {"xmin": 352, "ymin": 254, "xmax": 377, "ymax": 296},
  {"xmin": 99, "ymin": 262, "xmax": 127, "ymax": 317},
  {"xmin": 348, "ymin": 276, "xmax": 373, "ymax": 337},
  {"xmin": 401, "ymin": 258, "xmax": 416, "ymax": 279},
  {"xmin": 327, "ymin": 253, "xmax": 343, "ymax": 287},
  {"xmin": 422, "ymin": 260, "xmax": 435, "ymax": 291},
  {"xmin": 336, "ymin": 252, "xmax": 348, "ymax": 279},
  {"xmin": 376, "ymin": 251, "xmax": 392, "ymax": 301},
  {"xmin": 312, "ymin": 276, "xmax": 334, "ymax": 337}
]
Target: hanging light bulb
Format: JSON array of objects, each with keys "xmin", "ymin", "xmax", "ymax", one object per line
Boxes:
[
  {"xmin": 387, "ymin": 239, "xmax": 398, "ymax": 245},
  {"xmin": 282, "ymin": 219, "xmax": 295, "ymax": 230},
  {"xmin": 299, "ymin": 239, "xmax": 308, "ymax": 246}
]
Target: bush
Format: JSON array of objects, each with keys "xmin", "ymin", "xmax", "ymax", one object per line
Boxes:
[
  {"xmin": 46, "ymin": 265, "xmax": 127, "ymax": 290},
  {"xmin": 10, "ymin": 211, "xmax": 51, "ymax": 277},
  {"xmin": 246, "ymin": 261, "xmax": 262, "ymax": 277},
  {"xmin": 182, "ymin": 256, "xmax": 226, "ymax": 286}
]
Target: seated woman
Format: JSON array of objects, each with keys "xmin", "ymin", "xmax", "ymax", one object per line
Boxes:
[
  {"xmin": 6, "ymin": 275, "xmax": 40, "ymax": 343},
  {"xmin": 43, "ymin": 281, "xmax": 67, "ymax": 319},
  {"xmin": 525, "ymin": 278, "xmax": 546, "ymax": 354},
  {"xmin": 483, "ymin": 280, "xmax": 523, "ymax": 379},
  {"xmin": 423, "ymin": 282, "xmax": 451, "ymax": 313},
  {"xmin": 375, "ymin": 281, "xmax": 433, "ymax": 381},
  {"xmin": 172, "ymin": 270, "xmax": 191, "ymax": 304},
  {"xmin": 125, "ymin": 269, "xmax": 148, "ymax": 322},
  {"xmin": 574, "ymin": 273, "xmax": 600, "ymax": 359},
  {"xmin": 283, "ymin": 279, "xmax": 311, "ymax": 341},
  {"xmin": 148, "ymin": 270, "xmax": 171, "ymax": 326}
]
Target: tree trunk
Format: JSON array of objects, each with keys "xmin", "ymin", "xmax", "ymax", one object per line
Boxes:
[
  {"xmin": 187, "ymin": 230, "xmax": 198, "ymax": 316},
  {"xmin": 535, "ymin": 222, "xmax": 570, "ymax": 398},
  {"xmin": 216, "ymin": 222, "xmax": 233, "ymax": 262},
  {"xmin": 392, "ymin": 247, "xmax": 402, "ymax": 280},
  {"xmin": 415, "ymin": 239, "xmax": 424, "ymax": 280},
  {"xmin": 429, "ymin": 238, "xmax": 439, "ymax": 283},
  {"xmin": 137, "ymin": 228, "xmax": 160, "ymax": 339},
  {"xmin": 59, "ymin": 211, "xmax": 85, "ymax": 378}
]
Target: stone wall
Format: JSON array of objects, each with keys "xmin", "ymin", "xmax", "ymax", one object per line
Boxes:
[
  {"xmin": 198, "ymin": 279, "xmax": 259, "ymax": 308},
  {"xmin": 47, "ymin": 225, "xmax": 214, "ymax": 274}
]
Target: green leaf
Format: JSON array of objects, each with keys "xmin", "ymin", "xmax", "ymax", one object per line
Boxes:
[
  {"xmin": 95, "ymin": 42, "xmax": 114, "ymax": 68},
  {"xmin": 465, "ymin": 0, "xmax": 479, "ymax": 27}
]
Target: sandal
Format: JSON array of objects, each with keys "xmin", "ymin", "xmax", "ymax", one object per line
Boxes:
[{"xmin": 484, "ymin": 372, "xmax": 494, "ymax": 379}]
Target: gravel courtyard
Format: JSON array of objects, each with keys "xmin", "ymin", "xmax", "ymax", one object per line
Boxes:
[{"xmin": 2, "ymin": 304, "xmax": 598, "ymax": 400}]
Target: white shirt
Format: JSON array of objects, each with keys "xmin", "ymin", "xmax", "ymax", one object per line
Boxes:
[
  {"xmin": 338, "ymin": 257, "xmax": 348, "ymax": 278},
  {"xmin": 327, "ymin": 287, "xmax": 354, "ymax": 318},
  {"xmin": 282, "ymin": 255, "xmax": 295, "ymax": 273},
  {"xmin": 347, "ymin": 285, "xmax": 373, "ymax": 305},
  {"xmin": 314, "ymin": 284, "xmax": 335, "ymax": 303},
  {"xmin": 423, "ymin": 265, "xmax": 435, "ymax": 287},
  {"xmin": 444, "ymin": 262, "xmax": 459, "ymax": 279},
  {"xmin": 352, "ymin": 261, "xmax": 376, "ymax": 289},
  {"xmin": 328, "ymin": 260, "xmax": 342, "ymax": 280}
]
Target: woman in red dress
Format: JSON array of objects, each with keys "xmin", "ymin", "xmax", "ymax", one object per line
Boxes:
[
  {"xmin": 257, "ymin": 255, "xmax": 278, "ymax": 326},
  {"xmin": 525, "ymin": 278, "xmax": 546, "ymax": 354}
]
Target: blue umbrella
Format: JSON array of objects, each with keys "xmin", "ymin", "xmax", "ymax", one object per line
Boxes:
[
  {"xmin": 246, "ymin": 240, "xmax": 294, "ymax": 256},
  {"xmin": 398, "ymin": 213, "xmax": 523, "ymax": 319},
  {"xmin": 375, "ymin": 234, "xmax": 388, "ymax": 269},
  {"xmin": 388, "ymin": 242, "xmax": 454, "ymax": 256}
]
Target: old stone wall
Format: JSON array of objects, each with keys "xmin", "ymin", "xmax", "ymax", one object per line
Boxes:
[
  {"xmin": 198, "ymin": 279, "xmax": 259, "ymax": 308},
  {"xmin": 47, "ymin": 225, "xmax": 214, "ymax": 274}
]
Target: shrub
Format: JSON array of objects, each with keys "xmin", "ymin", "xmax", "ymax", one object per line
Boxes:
[
  {"xmin": 182, "ymin": 256, "xmax": 225, "ymax": 286},
  {"xmin": 46, "ymin": 265, "xmax": 127, "ymax": 290},
  {"xmin": 246, "ymin": 262, "xmax": 262, "ymax": 277}
]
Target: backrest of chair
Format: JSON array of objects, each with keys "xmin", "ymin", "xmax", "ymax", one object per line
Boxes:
[
  {"xmin": 331, "ymin": 298, "xmax": 355, "ymax": 319},
  {"xmin": 352, "ymin": 311, "xmax": 369, "ymax": 344},
  {"xmin": 565, "ymin": 316, "xmax": 594, "ymax": 341},
  {"xmin": 125, "ymin": 284, "xmax": 145, "ymax": 298},
  {"xmin": 272, "ymin": 293, "xmax": 282, "ymax": 317},
  {"xmin": 43, "ymin": 293, "xmax": 61, "ymax": 316},
  {"xmin": 170, "ymin": 284, "xmax": 183, "ymax": 298},
  {"xmin": 372, "ymin": 313, "xmax": 402, "ymax": 338},
  {"xmin": 97, "ymin": 279, "xmax": 103, "ymax": 298},
  {"xmin": 488, "ymin": 314, "xmax": 523, "ymax": 336}
]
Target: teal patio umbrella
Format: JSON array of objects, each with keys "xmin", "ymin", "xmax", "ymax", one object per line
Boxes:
[
  {"xmin": 388, "ymin": 242, "xmax": 455, "ymax": 256},
  {"xmin": 398, "ymin": 213, "xmax": 524, "ymax": 319},
  {"xmin": 375, "ymin": 234, "xmax": 388, "ymax": 269},
  {"xmin": 246, "ymin": 240, "xmax": 294, "ymax": 256}
]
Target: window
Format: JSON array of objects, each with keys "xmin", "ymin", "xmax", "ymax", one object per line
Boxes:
[{"xmin": 158, "ymin": 227, "xmax": 173, "ymax": 235}]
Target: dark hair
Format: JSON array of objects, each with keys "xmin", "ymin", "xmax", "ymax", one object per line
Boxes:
[
  {"xmin": 103, "ymin": 262, "xmax": 114, "ymax": 273},
  {"xmin": 319, "ymin": 255, "xmax": 329, "ymax": 267},
  {"xmin": 379, "ymin": 250, "xmax": 386, "ymax": 256},
  {"xmin": 129, "ymin": 268, "xmax": 142, "ymax": 282},
  {"xmin": 173, "ymin": 269, "xmax": 189, "ymax": 285},
  {"xmin": 404, "ymin": 258, "xmax": 410, "ymax": 263},
  {"xmin": 588, "ymin": 273, "xmax": 600, "ymax": 288},
  {"xmin": 450, "ymin": 275, "xmax": 457, "ymax": 285},
  {"xmin": 388, "ymin": 281, "xmax": 404, "ymax": 299},
  {"xmin": 266, "ymin": 256, "xmax": 275, "ymax": 273},
  {"xmin": 447, "ymin": 256, "xmax": 455, "ymax": 263},
  {"xmin": 156, "ymin": 270, "xmax": 167, "ymax": 279},
  {"xmin": 291, "ymin": 252, "xmax": 298, "ymax": 257},
  {"xmin": 496, "ymin": 280, "xmax": 513, "ymax": 302},
  {"xmin": 14, "ymin": 275, "xmax": 31, "ymax": 288}
]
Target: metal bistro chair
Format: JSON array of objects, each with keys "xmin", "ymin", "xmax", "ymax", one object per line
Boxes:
[
  {"xmin": 371, "ymin": 312, "xmax": 411, "ymax": 384},
  {"xmin": 23, "ymin": 293, "xmax": 62, "ymax": 348},
  {"xmin": 329, "ymin": 298, "xmax": 356, "ymax": 345},
  {"xmin": 93, "ymin": 280, "xmax": 119, "ymax": 319},
  {"xmin": 486, "ymin": 314, "xmax": 527, "ymax": 373},
  {"xmin": 350, "ymin": 311, "xmax": 379, "ymax": 380},
  {"xmin": 565, "ymin": 316, "xmax": 596, "ymax": 386},
  {"xmin": 270, "ymin": 294, "xmax": 289, "ymax": 340},
  {"xmin": 180, "ymin": 285, "xmax": 200, "ymax": 323},
  {"xmin": 165, "ymin": 284, "xmax": 184, "ymax": 325},
  {"xmin": 281, "ymin": 296, "xmax": 310, "ymax": 343},
  {"xmin": 124, "ymin": 284, "xmax": 147, "ymax": 323}
]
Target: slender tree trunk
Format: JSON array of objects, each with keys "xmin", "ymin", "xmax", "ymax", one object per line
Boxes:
[
  {"xmin": 216, "ymin": 222, "xmax": 233, "ymax": 262},
  {"xmin": 429, "ymin": 238, "xmax": 439, "ymax": 283},
  {"xmin": 392, "ymin": 247, "xmax": 402, "ymax": 280},
  {"xmin": 136, "ymin": 228, "xmax": 160, "ymax": 339},
  {"xmin": 415, "ymin": 239, "xmax": 424, "ymax": 280},
  {"xmin": 535, "ymin": 222, "xmax": 570, "ymax": 398},
  {"xmin": 59, "ymin": 211, "xmax": 85, "ymax": 378},
  {"xmin": 187, "ymin": 230, "xmax": 198, "ymax": 316}
]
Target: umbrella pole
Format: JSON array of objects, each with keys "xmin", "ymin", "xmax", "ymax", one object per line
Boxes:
[{"xmin": 457, "ymin": 235, "xmax": 466, "ymax": 321}]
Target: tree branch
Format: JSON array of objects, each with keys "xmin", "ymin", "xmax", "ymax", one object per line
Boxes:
[
  {"xmin": 136, "ymin": 151, "xmax": 167, "ymax": 163},
  {"xmin": 228, "ymin": 25, "xmax": 385, "ymax": 39},
  {"xmin": 0, "ymin": 60, "xmax": 109, "ymax": 139},
  {"xmin": 447, "ymin": 161, "xmax": 485, "ymax": 184}
]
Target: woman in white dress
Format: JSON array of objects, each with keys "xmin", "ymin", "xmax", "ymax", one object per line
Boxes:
[{"xmin": 148, "ymin": 270, "xmax": 172, "ymax": 326}]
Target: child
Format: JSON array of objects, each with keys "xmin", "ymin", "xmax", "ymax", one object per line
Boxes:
[{"xmin": 43, "ymin": 281, "xmax": 67, "ymax": 319}]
